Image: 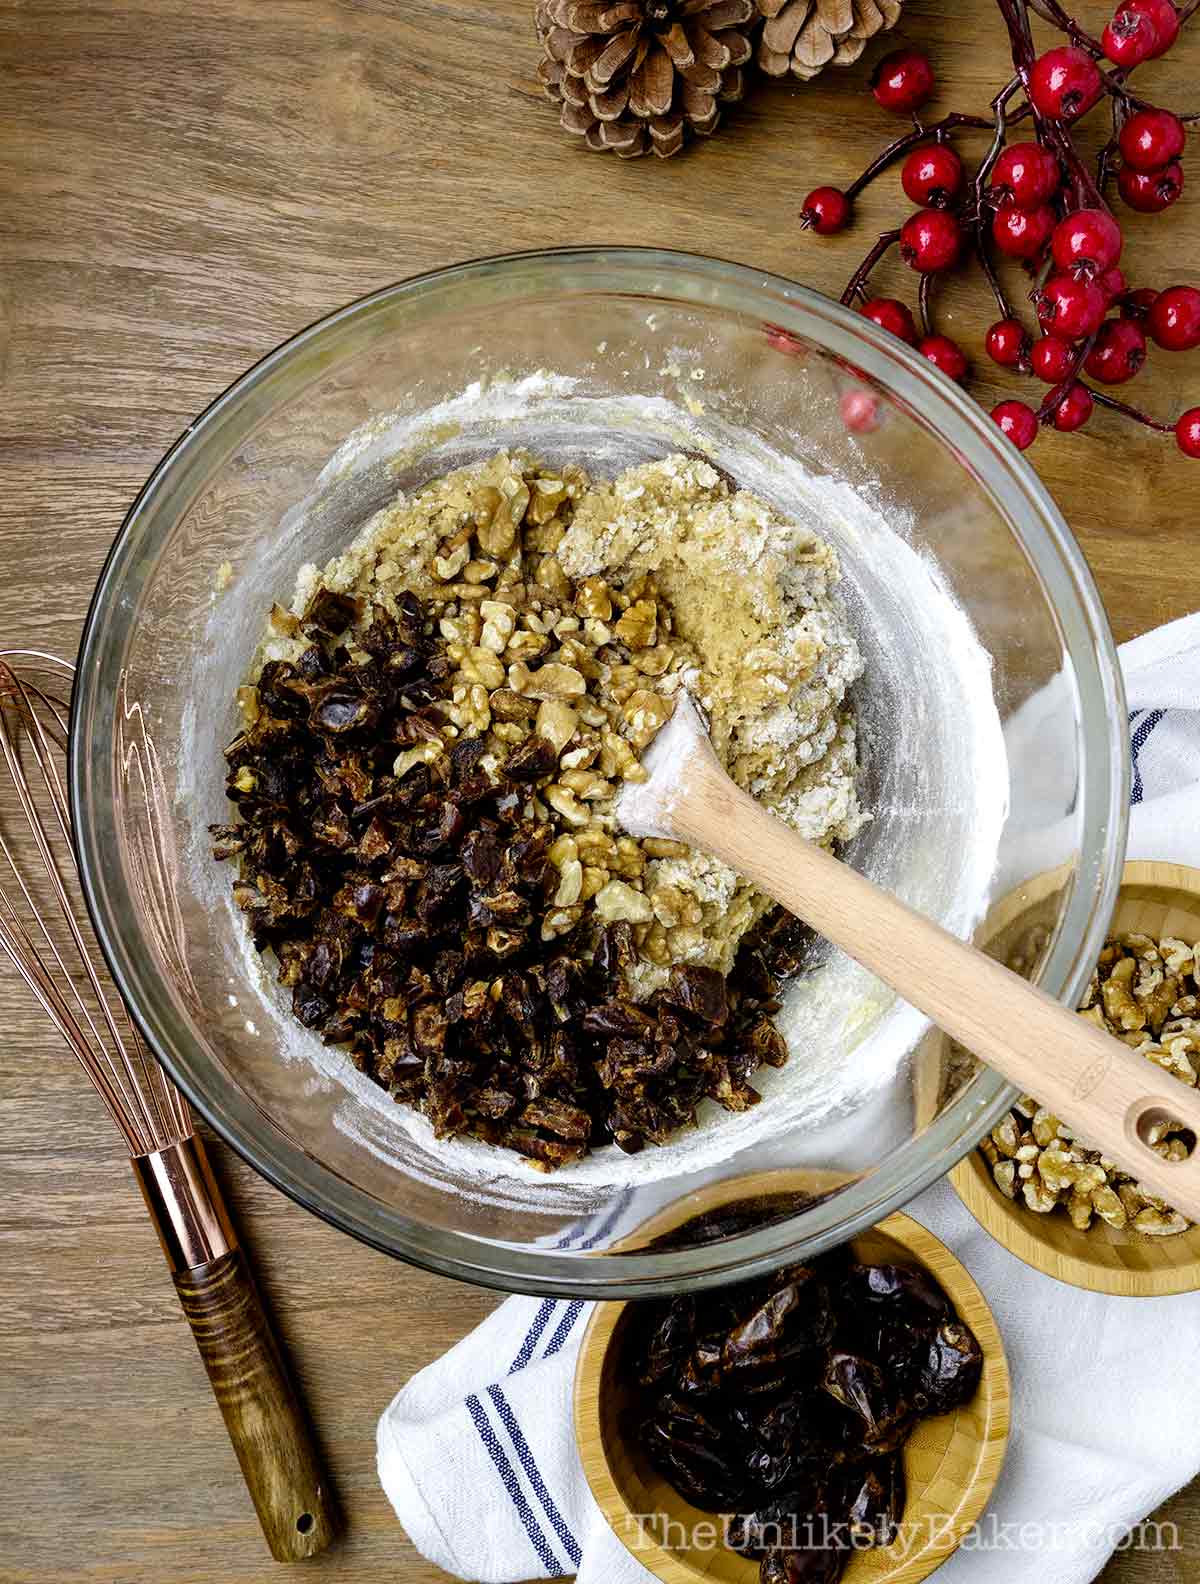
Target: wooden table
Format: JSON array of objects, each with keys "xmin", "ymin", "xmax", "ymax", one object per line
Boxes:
[{"xmin": 2, "ymin": 1, "xmax": 1199, "ymax": 1579}]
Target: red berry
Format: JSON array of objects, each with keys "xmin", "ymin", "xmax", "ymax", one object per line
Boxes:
[
  {"xmin": 1121, "ymin": 286, "xmax": 1159, "ymax": 319},
  {"xmin": 917, "ymin": 334, "xmax": 969, "ymax": 381},
  {"xmin": 1102, "ymin": 7, "xmax": 1159, "ymax": 64},
  {"xmin": 989, "ymin": 142, "xmax": 1061, "ymax": 208},
  {"xmin": 1098, "ymin": 266, "xmax": 1128, "ymax": 305},
  {"xmin": 1029, "ymin": 47, "xmax": 1103, "ymax": 122},
  {"xmin": 1037, "ymin": 275, "xmax": 1107, "ymax": 340},
  {"xmin": 1051, "ymin": 209, "xmax": 1123, "ymax": 277},
  {"xmin": 1148, "ymin": 285, "xmax": 1200, "ymax": 350},
  {"xmin": 900, "ymin": 208, "xmax": 962, "ymax": 273},
  {"xmin": 871, "ymin": 48, "xmax": 935, "ymax": 114},
  {"xmin": 992, "ymin": 202, "xmax": 1056, "ymax": 260},
  {"xmin": 1031, "ymin": 335, "xmax": 1077, "ymax": 383},
  {"xmin": 1177, "ymin": 408, "xmax": 1200, "ymax": 457},
  {"xmin": 800, "ymin": 186, "xmax": 852, "ymax": 235},
  {"xmin": 992, "ymin": 400, "xmax": 1039, "ymax": 449},
  {"xmin": 1052, "ymin": 383, "xmax": 1095, "ymax": 432},
  {"xmin": 985, "ymin": 318, "xmax": 1031, "ymax": 368},
  {"xmin": 840, "ymin": 388, "xmax": 881, "ymax": 434},
  {"xmin": 1121, "ymin": 0, "xmax": 1180, "ymax": 55},
  {"xmin": 901, "ymin": 144, "xmax": 964, "ymax": 207},
  {"xmin": 1118, "ymin": 161, "xmax": 1184, "ymax": 214},
  {"xmin": 1084, "ymin": 318, "xmax": 1147, "ymax": 383},
  {"xmin": 1119, "ymin": 109, "xmax": 1186, "ymax": 172},
  {"xmin": 860, "ymin": 297, "xmax": 918, "ymax": 344}
]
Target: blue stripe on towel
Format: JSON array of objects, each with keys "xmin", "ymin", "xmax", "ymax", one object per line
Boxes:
[
  {"xmin": 465, "ymin": 1393, "xmax": 565, "ymax": 1575},
  {"xmin": 509, "ymin": 1299, "xmax": 558, "ymax": 1374},
  {"xmin": 1131, "ymin": 709, "xmax": 1165, "ymax": 805},
  {"xmin": 486, "ymin": 1384, "xmax": 583, "ymax": 1568},
  {"xmin": 508, "ymin": 1190, "xmax": 634, "ymax": 1373},
  {"xmin": 544, "ymin": 1300, "xmax": 585, "ymax": 1357},
  {"xmin": 580, "ymin": 1188, "xmax": 634, "ymax": 1250}
]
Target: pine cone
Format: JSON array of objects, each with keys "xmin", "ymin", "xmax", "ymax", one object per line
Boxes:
[
  {"xmin": 757, "ymin": 0, "xmax": 903, "ymax": 81},
  {"xmin": 535, "ymin": 0, "xmax": 759, "ymax": 159}
]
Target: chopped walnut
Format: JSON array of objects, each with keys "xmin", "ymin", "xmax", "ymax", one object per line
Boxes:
[{"xmin": 981, "ymin": 931, "xmax": 1198, "ymax": 1238}]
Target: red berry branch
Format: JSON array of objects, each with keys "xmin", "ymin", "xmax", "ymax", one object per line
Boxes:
[{"xmin": 798, "ymin": 0, "xmax": 1200, "ymax": 456}]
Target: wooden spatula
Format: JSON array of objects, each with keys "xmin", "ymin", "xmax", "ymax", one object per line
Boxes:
[{"xmin": 619, "ymin": 693, "xmax": 1200, "ymax": 1220}]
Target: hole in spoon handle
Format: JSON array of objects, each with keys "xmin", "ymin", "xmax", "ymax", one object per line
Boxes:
[{"xmin": 1123, "ymin": 1096, "xmax": 1200, "ymax": 1223}]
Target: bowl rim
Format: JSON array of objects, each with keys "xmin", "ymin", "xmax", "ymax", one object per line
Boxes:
[
  {"xmin": 952, "ymin": 858, "xmax": 1200, "ymax": 1297},
  {"xmin": 69, "ymin": 245, "xmax": 1130, "ymax": 1295},
  {"xmin": 573, "ymin": 1170, "xmax": 1011, "ymax": 1584}
]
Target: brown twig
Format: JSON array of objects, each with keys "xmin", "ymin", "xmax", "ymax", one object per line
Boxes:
[
  {"xmin": 1026, "ymin": 0, "xmax": 1103, "ymax": 54},
  {"xmin": 844, "ymin": 113, "xmax": 994, "ymax": 202},
  {"xmin": 918, "ymin": 272, "xmax": 934, "ymax": 339},
  {"xmin": 1084, "ymin": 386, "xmax": 1176, "ymax": 432},
  {"xmin": 1037, "ymin": 332, "xmax": 1095, "ymax": 422},
  {"xmin": 1096, "ymin": 94, "xmax": 1127, "ymax": 193},
  {"xmin": 973, "ymin": 75, "xmax": 1024, "ymax": 320},
  {"xmin": 840, "ymin": 230, "xmax": 902, "ymax": 304}
]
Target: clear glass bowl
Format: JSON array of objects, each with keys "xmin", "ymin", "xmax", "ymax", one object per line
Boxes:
[{"xmin": 71, "ymin": 249, "xmax": 1128, "ymax": 1297}]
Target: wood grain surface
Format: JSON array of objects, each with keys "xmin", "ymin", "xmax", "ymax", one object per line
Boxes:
[{"xmin": 3, "ymin": 1, "xmax": 1200, "ymax": 1580}]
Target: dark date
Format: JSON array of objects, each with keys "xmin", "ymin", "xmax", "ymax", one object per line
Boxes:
[{"xmin": 633, "ymin": 1257, "xmax": 982, "ymax": 1584}]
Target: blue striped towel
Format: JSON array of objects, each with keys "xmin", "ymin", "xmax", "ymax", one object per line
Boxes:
[
  {"xmin": 377, "ymin": 614, "xmax": 1200, "ymax": 1584},
  {"xmin": 1121, "ymin": 614, "xmax": 1200, "ymax": 860}
]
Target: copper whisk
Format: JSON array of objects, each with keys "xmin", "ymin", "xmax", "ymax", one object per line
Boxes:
[{"xmin": 0, "ymin": 652, "xmax": 336, "ymax": 1562}]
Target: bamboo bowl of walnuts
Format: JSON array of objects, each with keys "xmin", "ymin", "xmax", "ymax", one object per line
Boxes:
[{"xmin": 949, "ymin": 861, "xmax": 1200, "ymax": 1297}]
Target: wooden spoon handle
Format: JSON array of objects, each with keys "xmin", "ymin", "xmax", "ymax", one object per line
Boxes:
[
  {"xmin": 674, "ymin": 756, "xmax": 1200, "ymax": 1221},
  {"xmin": 174, "ymin": 1247, "xmax": 338, "ymax": 1561}
]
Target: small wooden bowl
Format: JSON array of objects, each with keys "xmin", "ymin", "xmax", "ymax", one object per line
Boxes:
[
  {"xmin": 575, "ymin": 1172, "xmax": 1010, "ymax": 1584},
  {"xmin": 951, "ymin": 860, "xmax": 1200, "ymax": 1297}
]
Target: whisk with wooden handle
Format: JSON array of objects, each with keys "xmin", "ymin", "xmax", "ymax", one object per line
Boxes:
[{"xmin": 0, "ymin": 652, "xmax": 337, "ymax": 1563}]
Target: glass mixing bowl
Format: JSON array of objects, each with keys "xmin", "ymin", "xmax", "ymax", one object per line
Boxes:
[{"xmin": 71, "ymin": 249, "xmax": 1128, "ymax": 1297}]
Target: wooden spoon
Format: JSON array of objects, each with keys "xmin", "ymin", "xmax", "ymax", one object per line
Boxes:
[{"xmin": 619, "ymin": 693, "xmax": 1200, "ymax": 1220}]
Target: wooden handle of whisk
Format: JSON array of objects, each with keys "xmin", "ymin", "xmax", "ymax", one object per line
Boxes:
[
  {"xmin": 670, "ymin": 750, "xmax": 1200, "ymax": 1223},
  {"xmin": 174, "ymin": 1248, "xmax": 338, "ymax": 1561},
  {"xmin": 132, "ymin": 1137, "xmax": 337, "ymax": 1561}
]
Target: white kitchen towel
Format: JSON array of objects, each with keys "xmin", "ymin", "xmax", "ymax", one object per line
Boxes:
[
  {"xmin": 378, "ymin": 613, "xmax": 1200, "ymax": 1584},
  {"xmin": 1123, "ymin": 613, "xmax": 1200, "ymax": 865}
]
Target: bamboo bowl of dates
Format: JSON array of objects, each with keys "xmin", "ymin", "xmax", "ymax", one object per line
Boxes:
[
  {"xmin": 951, "ymin": 860, "xmax": 1200, "ymax": 1298},
  {"xmin": 575, "ymin": 1176, "xmax": 1009, "ymax": 1584}
]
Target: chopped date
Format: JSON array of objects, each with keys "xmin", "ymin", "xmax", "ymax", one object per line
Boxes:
[
  {"xmin": 302, "ymin": 588, "xmax": 362, "ymax": 637},
  {"xmin": 662, "ymin": 963, "xmax": 728, "ymax": 1026},
  {"xmin": 311, "ymin": 688, "xmax": 376, "ymax": 736},
  {"xmin": 212, "ymin": 588, "xmax": 811, "ymax": 1169},
  {"xmin": 630, "ymin": 1246, "xmax": 982, "ymax": 1584},
  {"xmin": 501, "ymin": 735, "xmax": 560, "ymax": 781}
]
